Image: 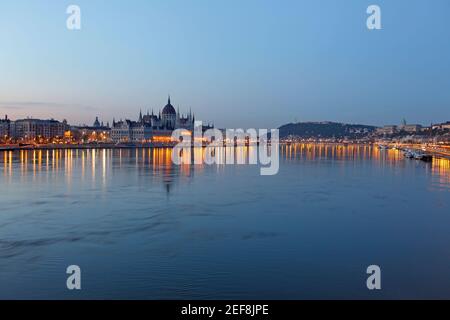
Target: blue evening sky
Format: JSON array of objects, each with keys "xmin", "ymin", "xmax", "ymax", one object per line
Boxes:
[{"xmin": 0, "ymin": 0, "xmax": 449, "ymax": 128}]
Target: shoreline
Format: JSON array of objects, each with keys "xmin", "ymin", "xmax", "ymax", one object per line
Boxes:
[
  {"xmin": 0, "ymin": 143, "xmax": 177, "ymax": 151},
  {"xmin": 1, "ymin": 142, "xmax": 450, "ymax": 160}
]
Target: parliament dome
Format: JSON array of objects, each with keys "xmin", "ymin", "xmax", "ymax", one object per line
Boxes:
[{"xmin": 162, "ymin": 96, "xmax": 176, "ymax": 115}]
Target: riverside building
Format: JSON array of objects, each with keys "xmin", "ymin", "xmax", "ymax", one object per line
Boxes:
[
  {"xmin": 0, "ymin": 115, "xmax": 11, "ymax": 138},
  {"xmin": 10, "ymin": 118, "xmax": 69, "ymax": 141},
  {"xmin": 111, "ymin": 96, "xmax": 196, "ymax": 143}
]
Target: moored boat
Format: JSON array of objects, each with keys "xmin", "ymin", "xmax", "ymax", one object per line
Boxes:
[
  {"xmin": 412, "ymin": 151, "xmax": 433, "ymax": 162},
  {"xmin": 404, "ymin": 150, "xmax": 414, "ymax": 158}
]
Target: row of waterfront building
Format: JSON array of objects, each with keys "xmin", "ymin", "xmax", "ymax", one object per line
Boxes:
[
  {"xmin": 2, "ymin": 98, "xmax": 449, "ymax": 144},
  {"xmin": 0, "ymin": 115, "xmax": 69, "ymax": 141},
  {"xmin": 376, "ymin": 122, "xmax": 450, "ymax": 135},
  {"xmin": 0, "ymin": 96, "xmax": 212, "ymax": 144}
]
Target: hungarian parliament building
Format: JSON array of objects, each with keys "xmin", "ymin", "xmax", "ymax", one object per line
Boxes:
[
  {"xmin": 111, "ymin": 96, "xmax": 205, "ymax": 143},
  {"xmin": 0, "ymin": 96, "xmax": 212, "ymax": 144}
]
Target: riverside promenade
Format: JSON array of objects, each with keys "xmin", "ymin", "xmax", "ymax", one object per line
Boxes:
[{"xmin": 0, "ymin": 142, "xmax": 179, "ymax": 151}]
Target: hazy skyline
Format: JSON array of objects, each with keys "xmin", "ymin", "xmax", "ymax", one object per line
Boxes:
[{"xmin": 1, "ymin": 0, "xmax": 449, "ymax": 128}]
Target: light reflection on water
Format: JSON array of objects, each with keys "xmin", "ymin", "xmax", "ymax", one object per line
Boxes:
[
  {"xmin": 281, "ymin": 144, "xmax": 450, "ymax": 190},
  {"xmin": 0, "ymin": 144, "xmax": 449, "ymax": 299}
]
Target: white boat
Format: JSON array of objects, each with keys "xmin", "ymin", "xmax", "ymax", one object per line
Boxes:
[{"xmin": 404, "ymin": 150, "xmax": 414, "ymax": 158}]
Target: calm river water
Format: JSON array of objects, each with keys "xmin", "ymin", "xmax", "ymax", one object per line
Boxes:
[{"xmin": 0, "ymin": 145, "xmax": 449, "ymax": 299}]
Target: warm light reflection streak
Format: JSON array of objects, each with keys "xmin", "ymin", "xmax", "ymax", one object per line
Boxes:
[{"xmin": 0, "ymin": 145, "xmax": 448, "ymax": 188}]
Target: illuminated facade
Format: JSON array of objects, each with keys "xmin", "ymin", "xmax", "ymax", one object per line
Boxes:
[
  {"xmin": 10, "ymin": 118, "xmax": 69, "ymax": 140},
  {"xmin": 432, "ymin": 122, "xmax": 450, "ymax": 131},
  {"xmin": 140, "ymin": 96, "xmax": 195, "ymax": 131},
  {"xmin": 376, "ymin": 125, "xmax": 398, "ymax": 135},
  {"xmin": 111, "ymin": 96, "xmax": 196, "ymax": 143},
  {"xmin": 111, "ymin": 119, "xmax": 153, "ymax": 143}
]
